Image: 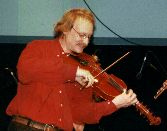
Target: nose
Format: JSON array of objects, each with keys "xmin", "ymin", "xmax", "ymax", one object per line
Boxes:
[{"xmin": 83, "ymin": 38, "xmax": 89, "ymax": 46}]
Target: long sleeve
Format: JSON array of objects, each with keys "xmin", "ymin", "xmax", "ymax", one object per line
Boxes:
[
  {"xmin": 17, "ymin": 40, "xmax": 77, "ymax": 85},
  {"xmin": 73, "ymin": 98, "xmax": 118, "ymax": 124}
]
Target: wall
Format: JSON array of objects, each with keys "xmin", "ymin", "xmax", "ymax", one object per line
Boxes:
[
  {"xmin": 0, "ymin": 0, "xmax": 167, "ymax": 45},
  {"xmin": 0, "ymin": 44, "xmax": 167, "ymax": 131}
]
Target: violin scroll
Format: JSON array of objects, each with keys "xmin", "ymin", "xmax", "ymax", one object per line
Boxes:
[{"xmin": 135, "ymin": 102, "xmax": 161, "ymax": 125}]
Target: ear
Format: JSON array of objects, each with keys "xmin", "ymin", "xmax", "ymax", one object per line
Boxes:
[
  {"xmin": 63, "ymin": 29, "xmax": 71, "ymax": 35},
  {"xmin": 63, "ymin": 31, "xmax": 68, "ymax": 35},
  {"xmin": 63, "ymin": 28, "xmax": 71, "ymax": 35}
]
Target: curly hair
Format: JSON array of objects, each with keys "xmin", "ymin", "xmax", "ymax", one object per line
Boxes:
[{"xmin": 54, "ymin": 8, "xmax": 95, "ymax": 37}]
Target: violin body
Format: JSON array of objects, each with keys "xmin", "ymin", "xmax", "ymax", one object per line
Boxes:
[
  {"xmin": 93, "ymin": 73, "xmax": 127, "ymax": 100},
  {"xmin": 67, "ymin": 53, "xmax": 161, "ymax": 125}
]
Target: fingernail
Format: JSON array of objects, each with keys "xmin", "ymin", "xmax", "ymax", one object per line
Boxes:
[{"xmin": 94, "ymin": 79, "xmax": 98, "ymax": 82}]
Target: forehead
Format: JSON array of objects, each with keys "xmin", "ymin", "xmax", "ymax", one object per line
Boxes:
[{"xmin": 73, "ymin": 17, "xmax": 93, "ymax": 34}]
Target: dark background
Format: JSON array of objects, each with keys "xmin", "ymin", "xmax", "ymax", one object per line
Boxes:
[{"xmin": 0, "ymin": 43, "xmax": 167, "ymax": 131}]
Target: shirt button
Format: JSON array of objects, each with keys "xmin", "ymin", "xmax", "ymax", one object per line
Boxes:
[
  {"xmin": 60, "ymin": 104, "xmax": 63, "ymax": 107},
  {"xmin": 57, "ymin": 54, "xmax": 60, "ymax": 57},
  {"xmin": 107, "ymin": 101, "xmax": 111, "ymax": 104},
  {"xmin": 62, "ymin": 52, "xmax": 65, "ymax": 54},
  {"xmin": 59, "ymin": 90, "xmax": 62, "ymax": 94},
  {"xmin": 59, "ymin": 118, "xmax": 62, "ymax": 122}
]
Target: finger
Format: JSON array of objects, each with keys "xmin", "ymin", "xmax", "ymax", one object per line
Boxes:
[
  {"xmin": 126, "ymin": 89, "xmax": 133, "ymax": 96},
  {"xmin": 122, "ymin": 89, "xmax": 127, "ymax": 94},
  {"xmin": 94, "ymin": 79, "xmax": 98, "ymax": 83},
  {"xmin": 131, "ymin": 98, "xmax": 138, "ymax": 105},
  {"xmin": 82, "ymin": 77, "xmax": 88, "ymax": 83},
  {"xmin": 131, "ymin": 93, "xmax": 137, "ymax": 100},
  {"xmin": 85, "ymin": 78, "xmax": 93, "ymax": 88},
  {"xmin": 85, "ymin": 76, "xmax": 94, "ymax": 88},
  {"xmin": 76, "ymin": 77, "xmax": 87, "ymax": 87}
]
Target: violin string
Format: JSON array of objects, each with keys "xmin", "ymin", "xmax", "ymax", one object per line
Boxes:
[{"xmin": 107, "ymin": 77, "xmax": 124, "ymax": 92}]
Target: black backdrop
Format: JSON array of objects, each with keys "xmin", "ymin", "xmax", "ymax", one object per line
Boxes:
[{"xmin": 0, "ymin": 43, "xmax": 167, "ymax": 131}]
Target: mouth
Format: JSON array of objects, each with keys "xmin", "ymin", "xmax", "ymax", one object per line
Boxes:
[
  {"xmin": 72, "ymin": 44, "xmax": 84, "ymax": 54},
  {"xmin": 77, "ymin": 42, "xmax": 86, "ymax": 49}
]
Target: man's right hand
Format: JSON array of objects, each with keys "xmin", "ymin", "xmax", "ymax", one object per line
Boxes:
[{"xmin": 75, "ymin": 66, "xmax": 97, "ymax": 88}]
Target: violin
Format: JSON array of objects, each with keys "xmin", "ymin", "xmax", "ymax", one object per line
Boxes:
[{"xmin": 67, "ymin": 52, "xmax": 161, "ymax": 125}]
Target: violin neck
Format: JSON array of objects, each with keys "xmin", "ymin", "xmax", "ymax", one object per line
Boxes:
[{"xmin": 135, "ymin": 101, "xmax": 161, "ymax": 125}]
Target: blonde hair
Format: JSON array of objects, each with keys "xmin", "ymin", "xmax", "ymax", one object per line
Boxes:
[{"xmin": 54, "ymin": 8, "xmax": 95, "ymax": 37}]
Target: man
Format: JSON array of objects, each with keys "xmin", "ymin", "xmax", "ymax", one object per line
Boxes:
[{"xmin": 6, "ymin": 8, "xmax": 138, "ymax": 131}]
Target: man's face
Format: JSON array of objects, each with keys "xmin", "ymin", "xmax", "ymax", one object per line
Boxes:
[{"xmin": 64, "ymin": 17, "xmax": 93, "ymax": 54}]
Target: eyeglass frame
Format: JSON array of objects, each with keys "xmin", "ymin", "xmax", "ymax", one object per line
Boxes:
[{"xmin": 72, "ymin": 27, "xmax": 92, "ymax": 40}]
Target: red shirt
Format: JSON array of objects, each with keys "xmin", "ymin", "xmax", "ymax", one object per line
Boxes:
[
  {"xmin": 6, "ymin": 38, "xmax": 118, "ymax": 130},
  {"xmin": 6, "ymin": 39, "xmax": 77, "ymax": 131},
  {"xmin": 66, "ymin": 83, "xmax": 118, "ymax": 124}
]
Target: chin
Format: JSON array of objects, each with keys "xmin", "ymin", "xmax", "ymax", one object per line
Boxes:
[{"xmin": 75, "ymin": 48, "xmax": 84, "ymax": 54}]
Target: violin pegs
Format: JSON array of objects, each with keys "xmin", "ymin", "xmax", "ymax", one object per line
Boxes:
[{"xmin": 92, "ymin": 55, "xmax": 100, "ymax": 63}]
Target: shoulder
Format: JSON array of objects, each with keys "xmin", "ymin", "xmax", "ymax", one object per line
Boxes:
[
  {"xmin": 27, "ymin": 39, "xmax": 55, "ymax": 46},
  {"xmin": 25, "ymin": 39, "xmax": 59, "ymax": 50}
]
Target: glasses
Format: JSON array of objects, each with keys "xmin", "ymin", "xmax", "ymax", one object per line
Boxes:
[{"xmin": 72, "ymin": 27, "xmax": 91, "ymax": 40}]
